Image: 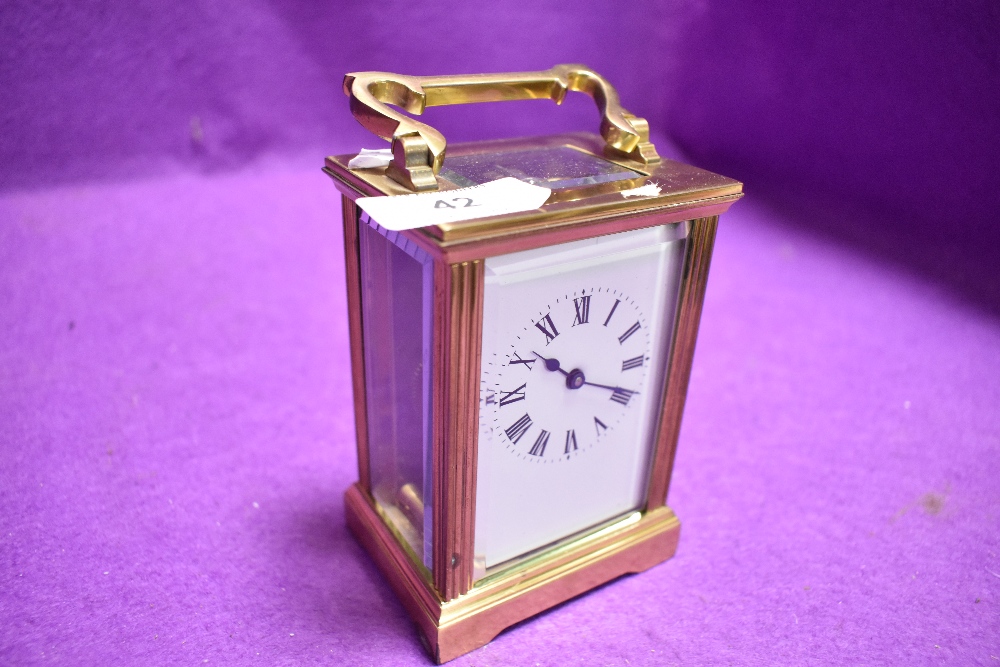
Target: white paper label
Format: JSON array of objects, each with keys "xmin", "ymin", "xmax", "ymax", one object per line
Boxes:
[
  {"xmin": 347, "ymin": 148, "xmax": 394, "ymax": 169},
  {"xmin": 355, "ymin": 177, "xmax": 551, "ymax": 232},
  {"xmin": 620, "ymin": 182, "xmax": 661, "ymax": 198}
]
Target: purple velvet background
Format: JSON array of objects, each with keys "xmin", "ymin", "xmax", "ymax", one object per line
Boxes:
[{"xmin": 2, "ymin": 1, "xmax": 999, "ymax": 665}]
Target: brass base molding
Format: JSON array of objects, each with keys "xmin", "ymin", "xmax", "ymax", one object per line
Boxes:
[{"xmin": 345, "ymin": 483, "xmax": 681, "ymax": 663}]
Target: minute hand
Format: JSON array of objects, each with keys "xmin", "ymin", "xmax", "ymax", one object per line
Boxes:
[
  {"xmin": 583, "ymin": 380, "xmax": 636, "ymax": 393},
  {"xmin": 588, "ymin": 380, "xmax": 638, "ymax": 406}
]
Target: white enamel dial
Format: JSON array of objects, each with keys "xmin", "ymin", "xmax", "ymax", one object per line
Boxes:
[
  {"xmin": 481, "ymin": 287, "xmax": 651, "ymax": 463},
  {"xmin": 474, "ymin": 223, "xmax": 688, "ymax": 572}
]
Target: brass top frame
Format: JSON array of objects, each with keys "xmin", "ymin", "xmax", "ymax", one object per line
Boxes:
[{"xmin": 325, "ymin": 133, "xmax": 741, "ymax": 262}]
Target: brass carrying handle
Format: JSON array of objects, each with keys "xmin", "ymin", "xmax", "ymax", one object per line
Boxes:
[{"xmin": 343, "ymin": 64, "xmax": 660, "ymax": 191}]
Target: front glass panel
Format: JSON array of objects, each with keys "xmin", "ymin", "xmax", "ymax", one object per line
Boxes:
[
  {"xmin": 474, "ymin": 222, "xmax": 688, "ymax": 577},
  {"xmin": 357, "ymin": 212, "xmax": 434, "ymax": 570}
]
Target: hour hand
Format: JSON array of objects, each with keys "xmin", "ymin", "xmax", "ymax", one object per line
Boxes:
[{"xmin": 532, "ymin": 351, "xmax": 567, "ymax": 375}]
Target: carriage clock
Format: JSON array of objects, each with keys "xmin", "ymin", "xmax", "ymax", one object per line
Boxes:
[{"xmin": 323, "ymin": 64, "xmax": 742, "ymax": 663}]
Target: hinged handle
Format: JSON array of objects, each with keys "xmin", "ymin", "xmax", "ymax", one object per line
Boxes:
[{"xmin": 343, "ymin": 64, "xmax": 660, "ymax": 191}]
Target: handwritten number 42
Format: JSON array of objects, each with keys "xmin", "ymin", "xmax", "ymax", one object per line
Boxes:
[{"xmin": 434, "ymin": 197, "xmax": 479, "ymax": 209}]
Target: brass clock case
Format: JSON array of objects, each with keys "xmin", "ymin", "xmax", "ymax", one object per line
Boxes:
[{"xmin": 324, "ymin": 65, "xmax": 742, "ymax": 663}]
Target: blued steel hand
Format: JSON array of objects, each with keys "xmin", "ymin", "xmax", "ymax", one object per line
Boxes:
[
  {"xmin": 533, "ymin": 351, "xmax": 637, "ymax": 396},
  {"xmin": 581, "ymin": 379, "xmax": 621, "ymax": 391},
  {"xmin": 532, "ymin": 351, "xmax": 568, "ymax": 376}
]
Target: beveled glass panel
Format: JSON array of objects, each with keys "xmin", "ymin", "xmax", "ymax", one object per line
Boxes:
[
  {"xmin": 439, "ymin": 145, "xmax": 643, "ymax": 189},
  {"xmin": 474, "ymin": 221, "xmax": 688, "ymax": 576},
  {"xmin": 357, "ymin": 212, "xmax": 434, "ymax": 570}
]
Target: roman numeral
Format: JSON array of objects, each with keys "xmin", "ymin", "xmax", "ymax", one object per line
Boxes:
[
  {"xmin": 529, "ymin": 430, "xmax": 550, "ymax": 457},
  {"xmin": 610, "ymin": 387, "xmax": 635, "ymax": 406},
  {"xmin": 534, "ymin": 313, "xmax": 559, "ymax": 344},
  {"xmin": 622, "ymin": 356, "xmax": 644, "ymax": 371},
  {"xmin": 499, "ymin": 383, "xmax": 526, "ymax": 407},
  {"xmin": 618, "ymin": 322, "xmax": 641, "ymax": 344},
  {"xmin": 485, "ymin": 392, "xmax": 496, "ymax": 406},
  {"xmin": 564, "ymin": 429, "xmax": 577, "ymax": 455},
  {"xmin": 594, "ymin": 416, "xmax": 608, "ymax": 435},
  {"xmin": 603, "ymin": 299, "xmax": 620, "ymax": 326},
  {"xmin": 504, "ymin": 414, "xmax": 532, "ymax": 444},
  {"xmin": 509, "ymin": 351, "xmax": 535, "ymax": 369},
  {"xmin": 572, "ymin": 296, "xmax": 590, "ymax": 326}
]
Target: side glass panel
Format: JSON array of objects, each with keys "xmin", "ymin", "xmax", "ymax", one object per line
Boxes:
[
  {"xmin": 357, "ymin": 212, "xmax": 434, "ymax": 570},
  {"xmin": 474, "ymin": 222, "xmax": 688, "ymax": 578}
]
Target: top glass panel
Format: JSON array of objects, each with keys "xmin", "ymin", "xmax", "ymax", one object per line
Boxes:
[{"xmin": 439, "ymin": 146, "xmax": 643, "ymax": 190}]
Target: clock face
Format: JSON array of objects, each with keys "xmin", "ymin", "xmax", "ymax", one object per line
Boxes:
[
  {"xmin": 480, "ymin": 287, "xmax": 652, "ymax": 463},
  {"xmin": 474, "ymin": 223, "xmax": 688, "ymax": 572}
]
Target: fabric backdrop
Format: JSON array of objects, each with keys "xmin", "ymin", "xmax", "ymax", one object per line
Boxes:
[{"xmin": 2, "ymin": 1, "xmax": 998, "ymax": 665}]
